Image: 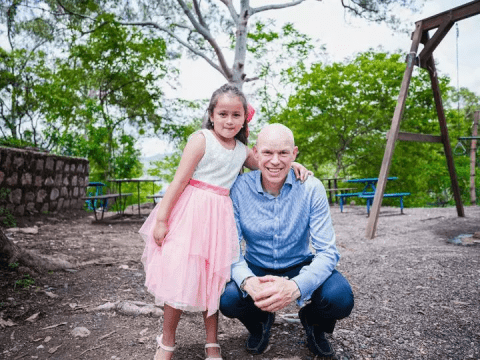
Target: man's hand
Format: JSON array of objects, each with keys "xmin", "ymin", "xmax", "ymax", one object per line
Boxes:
[
  {"xmin": 243, "ymin": 276, "xmax": 274, "ymax": 300},
  {"xmin": 252, "ymin": 276, "xmax": 301, "ymax": 312}
]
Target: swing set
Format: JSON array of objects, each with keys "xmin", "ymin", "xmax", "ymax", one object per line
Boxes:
[{"xmin": 366, "ymin": 0, "xmax": 480, "ymax": 239}]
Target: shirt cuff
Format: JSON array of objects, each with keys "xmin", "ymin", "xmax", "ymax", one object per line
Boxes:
[{"xmin": 292, "ymin": 273, "xmax": 314, "ymax": 306}]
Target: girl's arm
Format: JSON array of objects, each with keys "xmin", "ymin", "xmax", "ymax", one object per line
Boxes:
[
  {"xmin": 243, "ymin": 148, "xmax": 312, "ymax": 181},
  {"xmin": 153, "ymin": 132, "xmax": 206, "ymax": 245}
]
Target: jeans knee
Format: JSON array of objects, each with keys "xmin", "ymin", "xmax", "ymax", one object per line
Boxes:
[
  {"xmin": 311, "ymin": 273, "xmax": 354, "ymax": 320},
  {"xmin": 219, "ymin": 281, "xmax": 243, "ymax": 318}
]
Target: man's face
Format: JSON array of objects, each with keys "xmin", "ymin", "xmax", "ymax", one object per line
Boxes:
[{"xmin": 254, "ymin": 133, "xmax": 298, "ymax": 191}]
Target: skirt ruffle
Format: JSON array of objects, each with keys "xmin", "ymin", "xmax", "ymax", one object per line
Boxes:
[{"xmin": 139, "ymin": 182, "xmax": 239, "ymax": 317}]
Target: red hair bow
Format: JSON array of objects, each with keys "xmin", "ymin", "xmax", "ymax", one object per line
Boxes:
[{"xmin": 246, "ymin": 104, "xmax": 255, "ymax": 138}]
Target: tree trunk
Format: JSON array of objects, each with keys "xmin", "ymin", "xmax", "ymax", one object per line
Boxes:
[{"xmin": 0, "ymin": 228, "xmax": 77, "ymax": 272}]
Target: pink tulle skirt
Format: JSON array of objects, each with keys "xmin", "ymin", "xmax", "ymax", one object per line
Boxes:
[{"xmin": 139, "ymin": 179, "xmax": 239, "ymax": 317}]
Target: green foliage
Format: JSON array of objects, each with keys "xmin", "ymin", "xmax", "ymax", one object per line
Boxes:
[
  {"xmin": 14, "ymin": 274, "xmax": 35, "ymax": 289},
  {"xmin": 8, "ymin": 262, "xmax": 19, "ymax": 269},
  {"xmin": 0, "ymin": 188, "xmax": 17, "ymax": 227},
  {"xmin": 274, "ymin": 51, "xmax": 477, "ymax": 207}
]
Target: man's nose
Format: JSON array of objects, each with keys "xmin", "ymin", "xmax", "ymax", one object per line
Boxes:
[{"xmin": 270, "ymin": 153, "xmax": 280, "ymax": 164}]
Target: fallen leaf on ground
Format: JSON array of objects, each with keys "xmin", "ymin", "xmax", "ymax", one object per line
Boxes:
[{"xmin": 26, "ymin": 313, "xmax": 40, "ymax": 322}]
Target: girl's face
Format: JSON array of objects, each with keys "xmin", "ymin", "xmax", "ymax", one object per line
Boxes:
[{"xmin": 210, "ymin": 94, "xmax": 245, "ymax": 141}]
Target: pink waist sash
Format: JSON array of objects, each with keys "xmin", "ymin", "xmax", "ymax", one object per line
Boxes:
[{"xmin": 189, "ymin": 179, "xmax": 229, "ymax": 196}]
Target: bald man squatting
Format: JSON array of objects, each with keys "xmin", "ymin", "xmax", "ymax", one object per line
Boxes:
[{"xmin": 219, "ymin": 124, "xmax": 354, "ymax": 358}]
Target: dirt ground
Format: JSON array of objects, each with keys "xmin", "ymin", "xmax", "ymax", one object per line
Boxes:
[{"xmin": 1, "ymin": 203, "xmax": 479, "ymax": 360}]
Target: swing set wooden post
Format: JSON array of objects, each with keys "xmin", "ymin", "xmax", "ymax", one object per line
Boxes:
[
  {"xmin": 365, "ymin": 0, "xmax": 480, "ymax": 239},
  {"xmin": 471, "ymin": 111, "xmax": 479, "ymax": 205}
]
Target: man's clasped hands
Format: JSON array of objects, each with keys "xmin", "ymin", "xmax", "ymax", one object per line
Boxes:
[{"xmin": 242, "ymin": 276, "xmax": 301, "ymax": 313}]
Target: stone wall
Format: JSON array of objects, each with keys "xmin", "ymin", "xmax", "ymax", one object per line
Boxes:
[{"xmin": 0, "ymin": 147, "xmax": 89, "ymax": 216}]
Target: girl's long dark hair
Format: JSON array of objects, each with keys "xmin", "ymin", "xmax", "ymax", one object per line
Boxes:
[{"xmin": 202, "ymin": 84, "xmax": 249, "ymax": 145}]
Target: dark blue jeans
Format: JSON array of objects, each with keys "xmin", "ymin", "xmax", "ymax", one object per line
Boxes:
[{"xmin": 219, "ymin": 257, "xmax": 354, "ymax": 334}]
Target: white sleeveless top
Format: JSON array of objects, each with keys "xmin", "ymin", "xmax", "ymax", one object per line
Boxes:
[{"xmin": 191, "ymin": 129, "xmax": 248, "ymax": 189}]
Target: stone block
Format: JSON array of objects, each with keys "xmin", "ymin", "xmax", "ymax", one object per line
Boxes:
[
  {"xmin": 35, "ymin": 176, "xmax": 43, "ymax": 187},
  {"xmin": 25, "ymin": 192, "xmax": 35, "ymax": 202},
  {"xmin": 0, "ymin": 171, "xmax": 4, "ymax": 185},
  {"xmin": 6, "ymin": 173, "xmax": 18, "ymax": 186},
  {"xmin": 45, "ymin": 158, "xmax": 54, "ymax": 171},
  {"xmin": 55, "ymin": 174, "xmax": 63, "ymax": 187},
  {"xmin": 78, "ymin": 177, "xmax": 84, "ymax": 187},
  {"xmin": 41, "ymin": 203, "xmax": 49, "ymax": 213},
  {"xmin": 70, "ymin": 164, "xmax": 76, "ymax": 172},
  {"xmin": 21, "ymin": 173, "xmax": 32, "ymax": 186},
  {"xmin": 79, "ymin": 187, "xmax": 86, "ymax": 197},
  {"xmin": 36, "ymin": 189, "xmax": 47, "ymax": 203},
  {"xmin": 6, "ymin": 203, "xmax": 14, "ymax": 213},
  {"xmin": 4, "ymin": 154, "xmax": 11, "ymax": 169},
  {"xmin": 13, "ymin": 156, "xmax": 24, "ymax": 169},
  {"xmin": 36, "ymin": 159, "xmax": 44, "ymax": 171},
  {"xmin": 45, "ymin": 177, "xmax": 54, "ymax": 186},
  {"xmin": 61, "ymin": 187, "xmax": 68, "ymax": 197},
  {"xmin": 63, "ymin": 177, "xmax": 69, "ymax": 186},
  {"xmin": 73, "ymin": 187, "xmax": 79, "ymax": 197},
  {"xmin": 50, "ymin": 201, "xmax": 58, "ymax": 212},
  {"xmin": 64, "ymin": 164, "xmax": 70, "ymax": 173},
  {"xmin": 77, "ymin": 164, "xmax": 84, "ymax": 173},
  {"xmin": 56, "ymin": 160, "xmax": 64, "ymax": 171},
  {"xmin": 57, "ymin": 198, "xmax": 64, "ymax": 210},
  {"xmin": 14, "ymin": 205, "xmax": 25, "ymax": 216},
  {"xmin": 26, "ymin": 202, "xmax": 36, "ymax": 213},
  {"xmin": 72, "ymin": 175, "xmax": 78, "ymax": 186},
  {"xmin": 10, "ymin": 188, "xmax": 22, "ymax": 204},
  {"xmin": 63, "ymin": 199, "xmax": 71, "ymax": 208},
  {"xmin": 50, "ymin": 188, "xmax": 60, "ymax": 201}
]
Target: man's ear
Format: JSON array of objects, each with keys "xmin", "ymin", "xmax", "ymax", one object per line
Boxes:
[
  {"xmin": 253, "ymin": 145, "xmax": 259, "ymax": 160},
  {"xmin": 292, "ymin": 146, "xmax": 299, "ymax": 161}
]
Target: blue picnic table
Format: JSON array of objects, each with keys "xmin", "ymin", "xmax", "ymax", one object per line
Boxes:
[{"xmin": 335, "ymin": 177, "xmax": 410, "ymax": 215}]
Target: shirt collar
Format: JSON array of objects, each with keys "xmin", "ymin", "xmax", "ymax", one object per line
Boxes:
[{"xmin": 255, "ymin": 169, "xmax": 295, "ymax": 195}]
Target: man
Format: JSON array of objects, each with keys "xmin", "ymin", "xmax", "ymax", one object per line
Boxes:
[{"xmin": 219, "ymin": 123, "xmax": 354, "ymax": 357}]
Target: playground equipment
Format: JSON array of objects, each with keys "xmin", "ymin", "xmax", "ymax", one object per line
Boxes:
[
  {"xmin": 456, "ymin": 111, "xmax": 479, "ymax": 204},
  {"xmin": 366, "ymin": 1, "xmax": 480, "ymax": 239}
]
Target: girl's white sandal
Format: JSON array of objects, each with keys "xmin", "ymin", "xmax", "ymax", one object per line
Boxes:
[
  {"xmin": 204, "ymin": 343, "xmax": 223, "ymax": 360},
  {"xmin": 154, "ymin": 334, "xmax": 176, "ymax": 359}
]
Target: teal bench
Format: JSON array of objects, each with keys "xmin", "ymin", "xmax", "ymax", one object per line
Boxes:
[
  {"xmin": 358, "ymin": 192, "xmax": 411, "ymax": 216},
  {"xmin": 336, "ymin": 192, "xmax": 375, "ymax": 212}
]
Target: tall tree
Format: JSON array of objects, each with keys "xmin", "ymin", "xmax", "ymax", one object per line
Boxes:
[{"xmin": 274, "ymin": 51, "xmax": 461, "ymax": 206}]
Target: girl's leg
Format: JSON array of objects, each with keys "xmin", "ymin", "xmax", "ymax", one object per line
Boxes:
[
  {"xmin": 203, "ymin": 311, "xmax": 221, "ymax": 358},
  {"xmin": 156, "ymin": 304, "xmax": 183, "ymax": 360}
]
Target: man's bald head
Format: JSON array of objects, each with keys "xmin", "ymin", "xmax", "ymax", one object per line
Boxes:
[
  {"xmin": 253, "ymin": 123, "xmax": 298, "ymax": 196},
  {"xmin": 256, "ymin": 123, "xmax": 295, "ymax": 149}
]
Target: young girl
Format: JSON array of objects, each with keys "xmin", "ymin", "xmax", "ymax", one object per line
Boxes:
[{"xmin": 139, "ymin": 84, "xmax": 309, "ymax": 360}]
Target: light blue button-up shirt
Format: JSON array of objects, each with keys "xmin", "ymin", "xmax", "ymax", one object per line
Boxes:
[{"xmin": 230, "ymin": 169, "xmax": 340, "ymax": 306}]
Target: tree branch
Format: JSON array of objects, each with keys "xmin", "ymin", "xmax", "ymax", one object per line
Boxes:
[
  {"xmin": 120, "ymin": 21, "xmax": 226, "ymax": 78},
  {"xmin": 250, "ymin": 0, "xmax": 307, "ymax": 15},
  {"xmin": 192, "ymin": 0, "xmax": 207, "ymax": 29},
  {"xmin": 176, "ymin": 0, "xmax": 233, "ymax": 80},
  {"xmin": 219, "ymin": 0, "xmax": 239, "ymax": 25}
]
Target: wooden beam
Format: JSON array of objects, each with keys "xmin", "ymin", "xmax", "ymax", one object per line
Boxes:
[
  {"xmin": 387, "ymin": 131, "xmax": 443, "ymax": 143},
  {"xmin": 425, "ymin": 55, "xmax": 464, "ymax": 217},
  {"xmin": 365, "ymin": 22, "xmax": 423, "ymax": 240},
  {"xmin": 470, "ymin": 111, "xmax": 479, "ymax": 204},
  {"xmin": 421, "ymin": 0, "xmax": 480, "ymax": 31},
  {"xmin": 419, "ymin": 16, "xmax": 454, "ymax": 68}
]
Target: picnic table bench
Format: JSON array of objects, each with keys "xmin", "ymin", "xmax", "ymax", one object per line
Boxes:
[
  {"xmin": 146, "ymin": 194, "xmax": 164, "ymax": 204},
  {"xmin": 81, "ymin": 193, "xmax": 132, "ymax": 221},
  {"xmin": 359, "ymin": 192, "xmax": 411, "ymax": 216}
]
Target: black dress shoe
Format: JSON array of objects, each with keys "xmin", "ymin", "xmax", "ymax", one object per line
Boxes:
[
  {"xmin": 246, "ymin": 312, "xmax": 275, "ymax": 354},
  {"xmin": 299, "ymin": 307, "xmax": 335, "ymax": 357}
]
